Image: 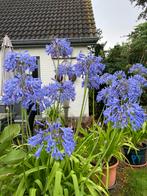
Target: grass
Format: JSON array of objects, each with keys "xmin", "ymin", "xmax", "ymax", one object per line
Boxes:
[
  {"xmin": 110, "ymin": 164, "xmax": 147, "ymax": 196},
  {"xmin": 122, "ymin": 167, "xmax": 147, "ymax": 196}
]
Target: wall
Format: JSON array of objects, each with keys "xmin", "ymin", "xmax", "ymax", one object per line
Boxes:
[{"xmin": 0, "ymin": 46, "xmax": 89, "ymax": 117}]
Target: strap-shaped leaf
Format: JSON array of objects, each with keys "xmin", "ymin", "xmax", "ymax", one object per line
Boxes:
[
  {"xmin": 0, "ymin": 124, "xmax": 20, "ymax": 143},
  {"xmin": 53, "ymin": 170, "xmax": 63, "ymax": 196},
  {"xmin": 45, "ymin": 161, "xmax": 60, "ymax": 192},
  {"xmin": 0, "ymin": 149, "xmax": 26, "ymax": 164},
  {"xmin": 29, "ymin": 188, "xmax": 37, "ymax": 196},
  {"xmin": 71, "ymin": 171, "xmax": 80, "ymax": 196},
  {"xmin": 0, "ymin": 167, "xmax": 15, "ymax": 180},
  {"xmin": 34, "ymin": 179, "xmax": 43, "ymax": 192}
]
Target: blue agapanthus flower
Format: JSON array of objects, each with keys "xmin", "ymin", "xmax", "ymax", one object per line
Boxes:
[
  {"xmin": 28, "ymin": 121, "xmax": 75, "ymax": 159},
  {"xmin": 104, "ymin": 102, "xmax": 146, "ymax": 130},
  {"xmin": 129, "ymin": 63, "xmax": 147, "ymax": 77},
  {"xmin": 2, "ymin": 75, "xmax": 50, "ymax": 112},
  {"xmin": 74, "ymin": 52, "xmax": 105, "ymax": 89},
  {"xmin": 57, "ymin": 62, "xmax": 76, "ymax": 80},
  {"xmin": 97, "ymin": 70, "xmax": 146, "ymax": 130},
  {"xmin": 44, "ymin": 80, "xmax": 76, "ymax": 104},
  {"xmin": 2, "ymin": 76, "xmax": 23, "ymax": 105},
  {"xmin": 46, "ymin": 38, "xmax": 73, "ymax": 58},
  {"xmin": 59, "ymin": 80, "xmax": 76, "ymax": 102},
  {"xmin": 4, "ymin": 51, "xmax": 37, "ymax": 73}
]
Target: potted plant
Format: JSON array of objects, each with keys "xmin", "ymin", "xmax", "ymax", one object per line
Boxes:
[
  {"xmin": 93, "ymin": 123, "xmax": 134, "ymax": 189},
  {"xmin": 124, "ymin": 121, "xmax": 147, "ymax": 167}
]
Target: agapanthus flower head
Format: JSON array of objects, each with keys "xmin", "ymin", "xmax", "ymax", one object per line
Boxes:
[
  {"xmin": 46, "ymin": 38, "xmax": 73, "ymax": 58},
  {"xmin": 129, "ymin": 63, "xmax": 147, "ymax": 77},
  {"xmin": 44, "ymin": 80, "xmax": 76, "ymax": 104},
  {"xmin": 99, "ymin": 73, "xmax": 114, "ymax": 85},
  {"xmin": 28, "ymin": 121, "xmax": 75, "ymax": 159},
  {"xmin": 57, "ymin": 62, "xmax": 76, "ymax": 80},
  {"xmin": 103, "ymin": 102, "xmax": 146, "ymax": 130},
  {"xmin": 2, "ymin": 76, "xmax": 23, "ymax": 105},
  {"xmin": 2, "ymin": 74, "xmax": 49, "ymax": 112},
  {"xmin": 4, "ymin": 51, "xmax": 37, "ymax": 73},
  {"xmin": 60, "ymin": 80, "xmax": 76, "ymax": 102},
  {"xmin": 74, "ymin": 52, "xmax": 105, "ymax": 89},
  {"xmin": 97, "ymin": 68, "xmax": 146, "ymax": 130}
]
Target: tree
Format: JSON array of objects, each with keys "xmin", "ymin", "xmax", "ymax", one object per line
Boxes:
[
  {"xmin": 130, "ymin": 0, "xmax": 147, "ymax": 19},
  {"xmin": 128, "ymin": 22, "xmax": 147, "ymax": 65},
  {"xmin": 105, "ymin": 44, "xmax": 130, "ymax": 74}
]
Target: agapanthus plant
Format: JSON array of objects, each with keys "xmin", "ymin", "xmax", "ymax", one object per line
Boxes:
[
  {"xmin": 74, "ymin": 52, "xmax": 105, "ymax": 89},
  {"xmin": 43, "ymin": 80, "xmax": 76, "ymax": 104},
  {"xmin": 4, "ymin": 51, "xmax": 37, "ymax": 73},
  {"xmin": 129, "ymin": 63, "xmax": 147, "ymax": 77},
  {"xmin": 97, "ymin": 67, "xmax": 147, "ymax": 130},
  {"xmin": 46, "ymin": 38, "xmax": 73, "ymax": 58},
  {"xmin": 28, "ymin": 121, "xmax": 75, "ymax": 160}
]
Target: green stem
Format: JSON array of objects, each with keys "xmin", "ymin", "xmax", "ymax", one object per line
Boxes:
[
  {"xmin": 21, "ymin": 107, "xmax": 24, "ymax": 143},
  {"xmin": 76, "ymin": 76, "xmax": 88, "ymax": 136},
  {"xmin": 92, "ymin": 90, "xmax": 95, "ymax": 128},
  {"xmin": 106, "ymin": 161, "xmax": 109, "ymax": 190}
]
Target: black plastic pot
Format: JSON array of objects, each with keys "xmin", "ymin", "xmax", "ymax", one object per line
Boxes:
[{"xmin": 123, "ymin": 143, "xmax": 147, "ymax": 166}]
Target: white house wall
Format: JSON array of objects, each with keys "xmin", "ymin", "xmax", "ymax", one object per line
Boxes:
[{"xmin": 0, "ymin": 46, "xmax": 89, "ymax": 117}]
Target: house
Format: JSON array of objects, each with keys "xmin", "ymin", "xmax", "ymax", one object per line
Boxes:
[{"xmin": 0, "ymin": 0, "xmax": 98, "ymax": 117}]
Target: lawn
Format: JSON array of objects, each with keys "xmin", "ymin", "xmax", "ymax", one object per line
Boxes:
[{"xmin": 110, "ymin": 164, "xmax": 147, "ymax": 196}]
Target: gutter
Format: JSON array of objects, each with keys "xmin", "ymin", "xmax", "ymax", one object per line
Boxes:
[{"xmin": 0, "ymin": 37, "xmax": 98, "ymax": 49}]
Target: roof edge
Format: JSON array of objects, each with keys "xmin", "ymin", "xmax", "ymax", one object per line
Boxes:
[{"xmin": 0, "ymin": 37, "xmax": 98, "ymax": 48}]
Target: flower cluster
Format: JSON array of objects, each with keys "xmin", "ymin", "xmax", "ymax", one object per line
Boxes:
[
  {"xmin": 57, "ymin": 62, "xmax": 76, "ymax": 80},
  {"xmin": 74, "ymin": 52, "xmax": 105, "ymax": 89},
  {"xmin": 4, "ymin": 51, "xmax": 37, "ymax": 73},
  {"xmin": 97, "ymin": 69, "xmax": 147, "ymax": 130},
  {"xmin": 44, "ymin": 80, "xmax": 76, "ymax": 104},
  {"xmin": 2, "ymin": 75, "xmax": 49, "ymax": 111},
  {"xmin": 28, "ymin": 121, "xmax": 75, "ymax": 159},
  {"xmin": 129, "ymin": 63, "xmax": 147, "ymax": 77},
  {"xmin": 46, "ymin": 38, "xmax": 73, "ymax": 58}
]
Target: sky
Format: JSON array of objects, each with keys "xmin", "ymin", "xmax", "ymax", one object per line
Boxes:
[{"xmin": 91, "ymin": 0, "xmax": 144, "ymax": 49}]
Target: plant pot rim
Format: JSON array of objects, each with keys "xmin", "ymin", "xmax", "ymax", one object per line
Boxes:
[
  {"xmin": 124, "ymin": 161, "xmax": 147, "ymax": 168},
  {"xmin": 103, "ymin": 159, "xmax": 119, "ymax": 170}
]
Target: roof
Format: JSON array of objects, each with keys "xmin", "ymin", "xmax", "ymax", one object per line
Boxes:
[{"xmin": 0, "ymin": 0, "xmax": 98, "ymax": 47}]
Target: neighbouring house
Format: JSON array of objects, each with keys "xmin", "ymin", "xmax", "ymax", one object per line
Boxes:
[{"xmin": 0, "ymin": 0, "xmax": 98, "ymax": 117}]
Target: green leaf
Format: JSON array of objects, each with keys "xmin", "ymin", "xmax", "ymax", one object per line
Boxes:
[
  {"xmin": 0, "ymin": 167, "xmax": 15, "ymax": 180},
  {"xmin": 34, "ymin": 179, "xmax": 43, "ymax": 192},
  {"xmin": 0, "ymin": 141, "xmax": 11, "ymax": 155},
  {"xmin": 19, "ymin": 166, "xmax": 46, "ymax": 178},
  {"xmin": 0, "ymin": 149, "xmax": 26, "ymax": 164},
  {"xmin": 63, "ymin": 188, "xmax": 69, "ymax": 196},
  {"xmin": 45, "ymin": 161, "xmax": 60, "ymax": 191},
  {"xmin": 29, "ymin": 188, "xmax": 37, "ymax": 196},
  {"xmin": 0, "ymin": 124, "xmax": 20, "ymax": 143},
  {"xmin": 71, "ymin": 171, "xmax": 80, "ymax": 196},
  {"xmin": 53, "ymin": 170, "xmax": 63, "ymax": 196},
  {"xmin": 15, "ymin": 177, "xmax": 26, "ymax": 196},
  {"xmin": 86, "ymin": 183, "xmax": 98, "ymax": 196}
]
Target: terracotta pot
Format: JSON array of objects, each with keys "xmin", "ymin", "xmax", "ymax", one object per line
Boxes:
[
  {"xmin": 123, "ymin": 143, "xmax": 147, "ymax": 168},
  {"xmin": 102, "ymin": 158, "xmax": 119, "ymax": 189}
]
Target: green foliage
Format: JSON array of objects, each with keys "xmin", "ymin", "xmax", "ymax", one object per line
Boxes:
[
  {"xmin": 90, "ymin": 124, "xmax": 134, "ymax": 164},
  {"xmin": 105, "ymin": 44, "xmax": 130, "ymax": 74},
  {"xmin": 13, "ymin": 151, "xmax": 108, "ymax": 196},
  {"xmin": 123, "ymin": 167, "xmax": 147, "ymax": 196},
  {"xmin": 128, "ymin": 22, "xmax": 147, "ymax": 65},
  {"xmin": 105, "ymin": 22, "xmax": 147, "ymax": 74},
  {"xmin": 0, "ymin": 124, "xmax": 26, "ymax": 193},
  {"xmin": 125, "ymin": 121, "xmax": 147, "ymax": 147},
  {"xmin": 130, "ymin": 0, "xmax": 147, "ymax": 19}
]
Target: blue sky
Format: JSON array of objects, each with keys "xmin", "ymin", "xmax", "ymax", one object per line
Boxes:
[{"xmin": 91, "ymin": 0, "xmax": 144, "ymax": 49}]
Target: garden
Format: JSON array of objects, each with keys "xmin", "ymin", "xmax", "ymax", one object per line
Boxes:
[{"xmin": 0, "ymin": 38, "xmax": 147, "ymax": 196}]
